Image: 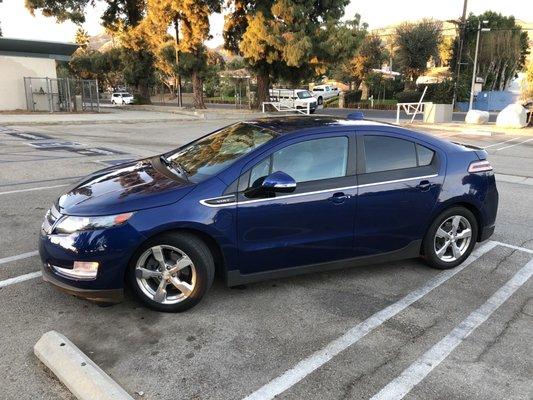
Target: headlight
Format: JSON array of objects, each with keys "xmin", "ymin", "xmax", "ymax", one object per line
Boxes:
[{"xmin": 54, "ymin": 212, "xmax": 134, "ymax": 234}]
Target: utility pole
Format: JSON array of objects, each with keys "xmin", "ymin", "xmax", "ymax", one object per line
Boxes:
[
  {"xmin": 468, "ymin": 20, "xmax": 490, "ymax": 110},
  {"xmin": 452, "ymin": 0, "xmax": 468, "ymax": 108}
]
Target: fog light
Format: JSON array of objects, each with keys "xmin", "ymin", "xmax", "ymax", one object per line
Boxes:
[{"xmin": 52, "ymin": 261, "xmax": 99, "ymax": 280}]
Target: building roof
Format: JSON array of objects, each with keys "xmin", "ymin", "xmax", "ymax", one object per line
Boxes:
[{"xmin": 0, "ymin": 38, "xmax": 79, "ymax": 61}]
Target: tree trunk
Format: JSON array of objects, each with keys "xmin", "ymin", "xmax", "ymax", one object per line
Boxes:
[
  {"xmin": 138, "ymin": 81, "xmax": 151, "ymax": 104},
  {"xmin": 192, "ymin": 70, "xmax": 206, "ymax": 109},
  {"xmin": 256, "ymin": 71, "xmax": 270, "ymax": 109}
]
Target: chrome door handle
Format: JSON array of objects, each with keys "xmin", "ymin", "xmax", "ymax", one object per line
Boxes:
[
  {"xmin": 417, "ymin": 180, "xmax": 431, "ymax": 192},
  {"xmin": 329, "ymin": 192, "xmax": 348, "ymax": 203}
]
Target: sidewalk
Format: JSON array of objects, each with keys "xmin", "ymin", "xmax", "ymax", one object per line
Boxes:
[
  {"xmin": 409, "ymin": 121, "xmax": 533, "ymax": 136},
  {"xmin": 122, "ymin": 104, "xmax": 271, "ymax": 120},
  {"xmin": 0, "ymin": 108, "xmax": 200, "ymax": 126}
]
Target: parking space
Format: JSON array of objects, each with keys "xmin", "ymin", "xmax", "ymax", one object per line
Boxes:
[{"xmin": 0, "ymin": 119, "xmax": 532, "ymax": 400}]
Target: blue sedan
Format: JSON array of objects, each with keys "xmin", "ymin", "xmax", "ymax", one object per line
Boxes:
[{"xmin": 39, "ymin": 115, "xmax": 498, "ymax": 312}]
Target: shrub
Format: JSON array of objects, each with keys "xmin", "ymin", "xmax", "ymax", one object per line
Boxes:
[
  {"xmin": 343, "ymin": 90, "xmax": 362, "ymax": 103},
  {"xmin": 395, "ymin": 90, "xmax": 423, "ymax": 103}
]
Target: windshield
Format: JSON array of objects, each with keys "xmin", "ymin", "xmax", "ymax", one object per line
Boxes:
[
  {"xmin": 297, "ymin": 91, "xmax": 313, "ymax": 99},
  {"xmin": 166, "ymin": 123, "xmax": 279, "ymax": 182}
]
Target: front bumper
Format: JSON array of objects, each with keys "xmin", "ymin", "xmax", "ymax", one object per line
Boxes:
[
  {"xmin": 38, "ymin": 223, "xmax": 144, "ymax": 302},
  {"xmin": 41, "ymin": 263, "xmax": 123, "ymax": 302}
]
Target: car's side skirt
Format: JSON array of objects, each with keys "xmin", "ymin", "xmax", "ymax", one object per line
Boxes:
[{"xmin": 226, "ymin": 240, "xmax": 422, "ymax": 287}]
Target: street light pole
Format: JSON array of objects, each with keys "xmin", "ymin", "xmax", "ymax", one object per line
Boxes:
[
  {"xmin": 452, "ymin": 0, "xmax": 468, "ymax": 109},
  {"xmin": 469, "ymin": 20, "xmax": 490, "ymax": 111}
]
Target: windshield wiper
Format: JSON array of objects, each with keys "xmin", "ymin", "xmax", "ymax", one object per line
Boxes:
[{"xmin": 160, "ymin": 155, "xmax": 189, "ymax": 182}]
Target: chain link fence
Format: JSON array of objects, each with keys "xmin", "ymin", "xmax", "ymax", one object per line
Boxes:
[{"xmin": 23, "ymin": 77, "xmax": 100, "ymax": 112}]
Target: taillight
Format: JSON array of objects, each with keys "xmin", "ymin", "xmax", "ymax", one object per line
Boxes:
[{"xmin": 468, "ymin": 160, "xmax": 493, "ymax": 173}]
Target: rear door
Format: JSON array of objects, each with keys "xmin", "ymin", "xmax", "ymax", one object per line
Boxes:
[
  {"xmin": 355, "ymin": 131, "xmax": 444, "ymax": 256},
  {"xmin": 236, "ymin": 131, "xmax": 357, "ymax": 275}
]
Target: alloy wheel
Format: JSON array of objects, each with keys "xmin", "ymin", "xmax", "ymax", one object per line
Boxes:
[
  {"xmin": 135, "ymin": 245, "xmax": 196, "ymax": 304},
  {"xmin": 433, "ymin": 215, "xmax": 472, "ymax": 262}
]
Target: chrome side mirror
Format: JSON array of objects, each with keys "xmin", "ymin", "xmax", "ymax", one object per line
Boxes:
[{"xmin": 261, "ymin": 171, "xmax": 297, "ymax": 193}]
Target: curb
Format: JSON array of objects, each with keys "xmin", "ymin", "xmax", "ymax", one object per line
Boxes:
[{"xmin": 34, "ymin": 331, "xmax": 133, "ymax": 400}]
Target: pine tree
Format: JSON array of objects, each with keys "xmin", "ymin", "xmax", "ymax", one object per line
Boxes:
[
  {"xmin": 223, "ymin": 0, "xmax": 350, "ymax": 107},
  {"xmin": 138, "ymin": 0, "xmax": 221, "ymax": 109}
]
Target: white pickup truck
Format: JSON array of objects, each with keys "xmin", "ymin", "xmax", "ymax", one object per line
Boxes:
[{"xmin": 311, "ymin": 84, "xmax": 339, "ymax": 105}]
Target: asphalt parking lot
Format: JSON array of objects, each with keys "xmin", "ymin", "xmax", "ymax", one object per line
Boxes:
[{"xmin": 0, "ymin": 117, "xmax": 532, "ymax": 400}]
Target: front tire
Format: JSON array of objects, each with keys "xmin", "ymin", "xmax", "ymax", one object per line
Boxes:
[
  {"xmin": 127, "ymin": 233, "xmax": 214, "ymax": 312},
  {"xmin": 422, "ymin": 207, "xmax": 478, "ymax": 270}
]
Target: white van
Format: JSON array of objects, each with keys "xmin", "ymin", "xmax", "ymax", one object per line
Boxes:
[
  {"xmin": 311, "ymin": 84, "xmax": 339, "ymax": 105},
  {"xmin": 269, "ymin": 89, "xmax": 317, "ymax": 114}
]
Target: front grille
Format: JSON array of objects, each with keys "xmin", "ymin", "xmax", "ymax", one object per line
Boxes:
[{"xmin": 42, "ymin": 204, "xmax": 62, "ymax": 234}]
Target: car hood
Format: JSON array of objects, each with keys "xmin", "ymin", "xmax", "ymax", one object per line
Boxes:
[{"xmin": 57, "ymin": 157, "xmax": 195, "ymax": 216}]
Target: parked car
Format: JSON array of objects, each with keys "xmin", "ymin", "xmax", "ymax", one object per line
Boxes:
[
  {"xmin": 269, "ymin": 89, "xmax": 317, "ymax": 113},
  {"xmin": 39, "ymin": 115, "xmax": 498, "ymax": 312},
  {"xmin": 111, "ymin": 92, "xmax": 134, "ymax": 105},
  {"xmin": 311, "ymin": 84, "xmax": 339, "ymax": 105}
]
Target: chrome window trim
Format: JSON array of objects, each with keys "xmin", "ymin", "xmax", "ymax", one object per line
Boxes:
[{"xmin": 199, "ymin": 174, "xmax": 438, "ymax": 208}]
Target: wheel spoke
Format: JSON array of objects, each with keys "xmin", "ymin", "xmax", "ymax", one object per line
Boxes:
[
  {"xmin": 436, "ymin": 241, "xmax": 450, "ymax": 257},
  {"xmin": 151, "ymin": 246, "xmax": 166, "ymax": 268},
  {"xmin": 455, "ymin": 228, "xmax": 472, "ymax": 240},
  {"xmin": 136, "ymin": 268, "xmax": 160, "ymax": 279},
  {"xmin": 451, "ymin": 216, "xmax": 462, "ymax": 234},
  {"xmin": 451, "ymin": 242, "xmax": 462, "ymax": 259},
  {"xmin": 168, "ymin": 255, "xmax": 192, "ymax": 274},
  {"xmin": 153, "ymin": 279, "xmax": 168, "ymax": 303},
  {"xmin": 436, "ymin": 227, "xmax": 451, "ymax": 239},
  {"xmin": 170, "ymin": 277, "xmax": 193, "ymax": 296}
]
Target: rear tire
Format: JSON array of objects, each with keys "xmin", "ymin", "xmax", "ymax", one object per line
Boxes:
[
  {"xmin": 422, "ymin": 207, "xmax": 478, "ymax": 270},
  {"xmin": 317, "ymin": 96, "xmax": 323, "ymax": 105},
  {"xmin": 127, "ymin": 233, "xmax": 214, "ymax": 312}
]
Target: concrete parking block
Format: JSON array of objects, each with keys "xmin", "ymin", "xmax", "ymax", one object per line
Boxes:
[{"xmin": 34, "ymin": 331, "xmax": 133, "ymax": 400}]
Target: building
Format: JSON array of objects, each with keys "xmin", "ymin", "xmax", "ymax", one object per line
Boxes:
[{"xmin": 0, "ymin": 38, "xmax": 78, "ymax": 110}]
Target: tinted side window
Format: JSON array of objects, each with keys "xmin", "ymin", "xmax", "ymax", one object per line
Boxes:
[
  {"xmin": 272, "ymin": 137, "xmax": 348, "ymax": 183},
  {"xmin": 416, "ymin": 144, "xmax": 435, "ymax": 166},
  {"xmin": 364, "ymin": 136, "xmax": 417, "ymax": 173}
]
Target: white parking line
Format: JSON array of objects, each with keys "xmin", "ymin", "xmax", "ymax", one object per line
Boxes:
[
  {"xmin": 0, "ymin": 271, "xmax": 42, "ymax": 288},
  {"xmin": 482, "ymin": 137, "xmax": 520, "ymax": 149},
  {"xmin": 494, "ymin": 138, "xmax": 533, "ymax": 151},
  {"xmin": 0, "ymin": 250, "xmax": 39, "ymax": 265},
  {"xmin": 370, "ymin": 257, "xmax": 533, "ymax": 400},
  {"xmin": 242, "ymin": 241, "xmax": 497, "ymax": 400},
  {"xmin": 494, "ymin": 241, "xmax": 533, "ymax": 255},
  {"xmin": 0, "ymin": 184, "xmax": 68, "ymax": 195}
]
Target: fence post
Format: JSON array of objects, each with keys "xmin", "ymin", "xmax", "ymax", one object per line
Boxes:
[
  {"xmin": 46, "ymin": 78, "xmax": 53, "ymax": 113},
  {"xmin": 396, "ymin": 105, "xmax": 400, "ymax": 124},
  {"xmin": 95, "ymin": 79, "xmax": 100, "ymax": 112}
]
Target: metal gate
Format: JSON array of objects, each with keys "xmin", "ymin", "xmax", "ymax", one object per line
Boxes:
[{"xmin": 23, "ymin": 77, "xmax": 100, "ymax": 112}]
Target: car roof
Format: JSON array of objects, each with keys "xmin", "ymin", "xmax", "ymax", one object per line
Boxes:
[
  {"xmin": 245, "ymin": 116, "xmax": 388, "ymax": 134},
  {"xmin": 243, "ymin": 116, "xmax": 457, "ymax": 150}
]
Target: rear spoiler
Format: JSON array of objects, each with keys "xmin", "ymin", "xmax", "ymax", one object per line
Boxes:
[{"xmin": 452, "ymin": 142, "xmax": 488, "ymax": 160}]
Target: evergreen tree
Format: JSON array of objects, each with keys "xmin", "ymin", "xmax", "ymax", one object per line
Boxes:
[{"xmin": 224, "ymin": 0, "xmax": 350, "ymax": 107}]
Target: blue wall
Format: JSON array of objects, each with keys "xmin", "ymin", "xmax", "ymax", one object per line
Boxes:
[{"xmin": 457, "ymin": 90, "xmax": 519, "ymax": 112}]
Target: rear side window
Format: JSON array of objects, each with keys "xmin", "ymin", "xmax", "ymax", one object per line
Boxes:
[{"xmin": 364, "ymin": 136, "xmax": 417, "ymax": 173}]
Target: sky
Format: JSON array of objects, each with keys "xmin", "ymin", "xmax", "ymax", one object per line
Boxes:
[{"xmin": 1, "ymin": 0, "xmax": 531, "ymax": 47}]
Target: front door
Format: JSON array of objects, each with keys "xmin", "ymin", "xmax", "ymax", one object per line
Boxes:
[
  {"xmin": 236, "ymin": 132, "xmax": 357, "ymax": 275},
  {"xmin": 355, "ymin": 132, "xmax": 444, "ymax": 256}
]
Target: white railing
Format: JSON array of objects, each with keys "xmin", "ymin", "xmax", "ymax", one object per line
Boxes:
[
  {"xmin": 396, "ymin": 86, "xmax": 428, "ymax": 124},
  {"xmin": 262, "ymin": 101, "xmax": 311, "ymax": 115}
]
